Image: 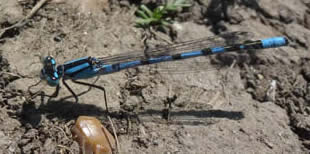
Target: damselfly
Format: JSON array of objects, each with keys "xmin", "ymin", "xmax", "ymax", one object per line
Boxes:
[{"xmin": 33, "ymin": 31, "xmax": 289, "ymax": 113}]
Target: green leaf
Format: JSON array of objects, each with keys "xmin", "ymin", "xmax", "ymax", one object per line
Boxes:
[
  {"xmin": 161, "ymin": 20, "xmax": 171, "ymax": 26},
  {"xmin": 153, "ymin": 9, "xmax": 164, "ymax": 20},
  {"xmin": 136, "ymin": 18, "xmax": 154, "ymax": 25},
  {"xmin": 174, "ymin": 0, "xmax": 187, "ymax": 5},
  {"xmin": 135, "ymin": 0, "xmax": 191, "ymax": 30},
  {"xmin": 140, "ymin": 5, "xmax": 154, "ymax": 17},
  {"xmin": 166, "ymin": 0, "xmax": 191, "ymax": 11},
  {"xmin": 136, "ymin": 10, "xmax": 149, "ymax": 19}
]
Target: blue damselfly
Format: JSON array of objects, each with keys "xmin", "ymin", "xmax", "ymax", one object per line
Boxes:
[{"xmin": 34, "ymin": 31, "xmax": 289, "ymax": 113}]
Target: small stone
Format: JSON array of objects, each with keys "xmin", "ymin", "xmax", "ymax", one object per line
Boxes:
[
  {"xmin": 279, "ymin": 7, "xmax": 295, "ymax": 24},
  {"xmin": 0, "ymin": 0, "xmax": 23, "ymax": 23},
  {"xmin": 302, "ymin": 65, "xmax": 310, "ymax": 82},
  {"xmin": 43, "ymin": 138, "xmax": 53, "ymax": 148},
  {"xmin": 119, "ymin": 0, "xmax": 130, "ymax": 7},
  {"xmin": 0, "ymin": 131, "xmax": 10, "ymax": 146},
  {"xmin": 304, "ymin": 13, "xmax": 310, "ymax": 29},
  {"xmin": 152, "ymin": 139, "xmax": 159, "ymax": 146},
  {"xmin": 9, "ymin": 143, "xmax": 18, "ymax": 152},
  {"xmin": 19, "ymin": 138, "xmax": 31, "ymax": 145},
  {"xmin": 257, "ymin": 74, "xmax": 264, "ymax": 80},
  {"xmin": 24, "ymin": 129, "xmax": 38, "ymax": 138}
]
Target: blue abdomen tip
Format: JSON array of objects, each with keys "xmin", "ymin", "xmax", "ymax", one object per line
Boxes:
[{"xmin": 261, "ymin": 37, "xmax": 288, "ymax": 48}]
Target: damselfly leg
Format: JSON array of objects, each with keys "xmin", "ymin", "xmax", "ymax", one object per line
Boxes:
[
  {"xmin": 62, "ymin": 78, "xmax": 109, "ymax": 113},
  {"xmin": 27, "ymin": 80, "xmax": 42, "ymax": 96},
  {"xmin": 62, "ymin": 79, "xmax": 78, "ymax": 102},
  {"xmin": 27, "ymin": 80, "xmax": 60, "ymax": 99}
]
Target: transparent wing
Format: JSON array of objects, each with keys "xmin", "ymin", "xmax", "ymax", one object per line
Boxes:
[
  {"xmin": 96, "ymin": 31, "xmax": 253, "ymax": 65},
  {"xmin": 128, "ymin": 56, "xmax": 221, "ymax": 76}
]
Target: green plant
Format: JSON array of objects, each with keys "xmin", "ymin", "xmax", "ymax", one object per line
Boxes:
[{"xmin": 135, "ymin": 0, "xmax": 191, "ymax": 28}]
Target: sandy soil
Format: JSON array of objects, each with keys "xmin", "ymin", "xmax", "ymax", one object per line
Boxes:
[{"xmin": 0, "ymin": 0, "xmax": 309, "ymax": 153}]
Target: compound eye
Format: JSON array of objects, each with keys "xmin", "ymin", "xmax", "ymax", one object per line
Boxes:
[
  {"xmin": 46, "ymin": 56, "xmax": 52, "ymax": 60},
  {"xmin": 44, "ymin": 56, "xmax": 56, "ymax": 67}
]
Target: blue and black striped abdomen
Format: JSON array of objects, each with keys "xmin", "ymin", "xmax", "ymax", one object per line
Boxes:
[
  {"xmin": 209, "ymin": 37, "xmax": 288, "ymax": 53},
  {"xmin": 100, "ymin": 37, "xmax": 288, "ymax": 75}
]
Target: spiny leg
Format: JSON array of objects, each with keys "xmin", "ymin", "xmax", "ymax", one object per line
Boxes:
[
  {"xmin": 27, "ymin": 80, "xmax": 42, "ymax": 97},
  {"xmin": 50, "ymin": 84, "xmax": 60, "ymax": 98},
  {"xmin": 71, "ymin": 79, "xmax": 109, "ymax": 113},
  {"xmin": 27, "ymin": 80, "xmax": 60, "ymax": 99},
  {"xmin": 62, "ymin": 79, "xmax": 79, "ymax": 103},
  {"xmin": 61, "ymin": 76, "xmax": 101, "ymax": 102}
]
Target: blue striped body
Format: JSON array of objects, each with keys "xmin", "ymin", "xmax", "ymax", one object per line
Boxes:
[
  {"xmin": 104, "ymin": 37, "xmax": 287, "ymax": 74},
  {"xmin": 42, "ymin": 36, "xmax": 288, "ymax": 86}
]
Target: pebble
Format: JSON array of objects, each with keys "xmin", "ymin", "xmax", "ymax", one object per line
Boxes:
[
  {"xmin": 279, "ymin": 7, "xmax": 295, "ymax": 23},
  {"xmin": 304, "ymin": 12, "xmax": 310, "ymax": 29},
  {"xmin": 302, "ymin": 65, "xmax": 310, "ymax": 81},
  {"xmin": 43, "ymin": 138, "xmax": 53, "ymax": 148}
]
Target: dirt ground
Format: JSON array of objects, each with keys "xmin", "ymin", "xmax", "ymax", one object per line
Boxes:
[{"xmin": 0, "ymin": 0, "xmax": 310, "ymax": 153}]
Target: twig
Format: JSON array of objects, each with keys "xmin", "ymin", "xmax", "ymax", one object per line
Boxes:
[
  {"xmin": 0, "ymin": 0, "xmax": 49, "ymax": 38},
  {"xmin": 54, "ymin": 125, "xmax": 69, "ymax": 140},
  {"xmin": 0, "ymin": 72, "xmax": 33, "ymax": 79},
  {"xmin": 57, "ymin": 144, "xmax": 74, "ymax": 154},
  {"xmin": 108, "ymin": 116, "xmax": 120, "ymax": 154},
  {"xmin": 150, "ymin": 27, "xmax": 173, "ymax": 44}
]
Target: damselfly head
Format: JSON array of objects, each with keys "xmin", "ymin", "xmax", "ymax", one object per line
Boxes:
[{"xmin": 40, "ymin": 56, "xmax": 60, "ymax": 86}]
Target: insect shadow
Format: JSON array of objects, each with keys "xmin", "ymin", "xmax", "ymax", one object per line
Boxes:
[
  {"xmin": 19, "ymin": 93, "xmax": 245, "ymax": 128},
  {"xmin": 19, "ymin": 98, "xmax": 108, "ymax": 127},
  {"xmin": 135, "ymin": 108, "xmax": 245, "ymax": 126}
]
